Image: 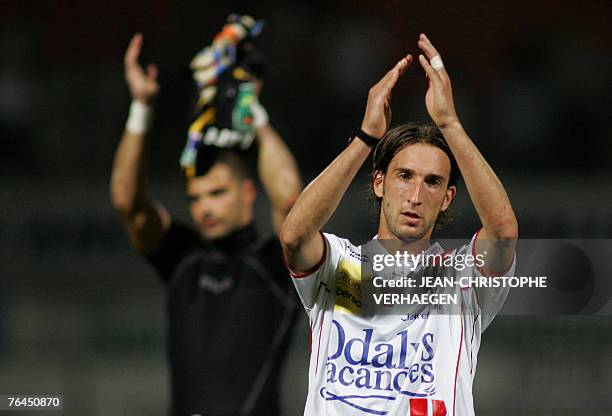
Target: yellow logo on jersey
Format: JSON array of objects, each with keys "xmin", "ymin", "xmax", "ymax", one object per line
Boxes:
[{"xmin": 334, "ymin": 260, "xmax": 363, "ymax": 314}]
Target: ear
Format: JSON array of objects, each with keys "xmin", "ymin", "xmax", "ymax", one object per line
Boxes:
[
  {"xmin": 441, "ymin": 185, "xmax": 456, "ymax": 212},
  {"xmin": 373, "ymin": 170, "xmax": 384, "ymax": 199},
  {"xmin": 242, "ymin": 179, "xmax": 257, "ymax": 205}
]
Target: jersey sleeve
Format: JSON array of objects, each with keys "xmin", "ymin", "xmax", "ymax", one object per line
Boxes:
[
  {"xmin": 286, "ymin": 232, "xmax": 348, "ymax": 311},
  {"xmin": 145, "ymin": 222, "xmax": 201, "ymax": 284},
  {"xmin": 461, "ymin": 231, "xmax": 516, "ymax": 332}
]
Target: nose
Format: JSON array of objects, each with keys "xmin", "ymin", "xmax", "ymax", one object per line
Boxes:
[
  {"xmin": 192, "ymin": 197, "xmax": 211, "ymax": 217},
  {"xmin": 408, "ymin": 180, "xmax": 422, "ymax": 205}
]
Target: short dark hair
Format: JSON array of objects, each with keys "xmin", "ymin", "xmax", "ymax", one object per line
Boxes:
[
  {"xmin": 370, "ymin": 121, "xmax": 461, "ymax": 230},
  {"xmin": 193, "ymin": 148, "xmax": 251, "ymax": 182}
]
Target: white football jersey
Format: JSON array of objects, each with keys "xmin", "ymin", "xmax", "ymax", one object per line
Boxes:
[{"xmin": 290, "ymin": 232, "xmax": 514, "ymax": 416}]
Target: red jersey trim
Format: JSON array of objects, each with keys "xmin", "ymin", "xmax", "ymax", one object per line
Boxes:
[
  {"xmin": 453, "ymin": 314, "xmax": 464, "ymax": 415},
  {"xmin": 281, "ymin": 232, "xmax": 327, "ymax": 279},
  {"xmin": 315, "ymin": 314, "xmax": 325, "ymax": 375}
]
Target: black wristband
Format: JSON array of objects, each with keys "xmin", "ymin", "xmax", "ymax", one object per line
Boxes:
[{"xmin": 349, "ymin": 128, "xmax": 379, "ymax": 149}]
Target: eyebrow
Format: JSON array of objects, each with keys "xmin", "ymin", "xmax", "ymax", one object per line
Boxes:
[
  {"xmin": 425, "ymin": 173, "xmax": 445, "ymax": 183},
  {"xmin": 395, "ymin": 167, "xmax": 446, "ymax": 182},
  {"xmin": 186, "ymin": 186, "xmax": 227, "ymax": 200},
  {"xmin": 395, "ymin": 167, "xmax": 414, "ymax": 175}
]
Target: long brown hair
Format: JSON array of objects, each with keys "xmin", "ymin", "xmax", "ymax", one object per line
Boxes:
[{"xmin": 369, "ymin": 121, "xmax": 460, "ymax": 230}]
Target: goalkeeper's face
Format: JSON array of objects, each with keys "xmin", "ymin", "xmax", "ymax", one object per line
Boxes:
[{"xmin": 186, "ymin": 162, "xmax": 256, "ymax": 240}]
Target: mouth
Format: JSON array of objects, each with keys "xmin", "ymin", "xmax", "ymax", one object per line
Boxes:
[
  {"xmin": 401, "ymin": 211, "xmax": 421, "ymax": 225},
  {"xmin": 201, "ymin": 218, "xmax": 219, "ymax": 228}
]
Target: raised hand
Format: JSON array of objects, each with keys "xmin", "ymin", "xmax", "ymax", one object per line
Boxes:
[
  {"xmin": 361, "ymin": 55, "xmax": 413, "ymax": 139},
  {"xmin": 417, "ymin": 33, "xmax": 459, "ymax": 128},
  {"xmin": 124, "ymin": 33, "xmax": 159, "ymax": 104}
]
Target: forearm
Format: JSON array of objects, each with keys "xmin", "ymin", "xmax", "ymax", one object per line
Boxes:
[
  {"xmin": 440, "ymin": 121, "xmax": 517, "ymax": 239},
  {"xmin": 110, "ymin": 102, "xmax": 152, "ymax": 216},
  {"xmin": 115, "ymin": 35, "xmax": 169, "ymax": 253},
  {"xmin": 281, "ymin": 54, "xmax": 409, "ymax": 270},
  {"xmin": 256, "ymin": 124, "xmax": 302, "ymax": 215},
  {"xmin": 281, "ymin": 138, "xmax": 371, "ymax": 249}
]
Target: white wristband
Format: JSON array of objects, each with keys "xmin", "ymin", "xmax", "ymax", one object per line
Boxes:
[
  {"xmin": 251, "ymin": 100, "xmax": 269, "ymax": 128},
  {"xmin": 125, "ymin": 100, "xmax": 152, "ymax": 134}
]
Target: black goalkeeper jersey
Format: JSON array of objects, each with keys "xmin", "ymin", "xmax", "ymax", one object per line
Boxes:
[{"xmin": 147, "ymin": 222, "xmax": 297, "ymax": 416}]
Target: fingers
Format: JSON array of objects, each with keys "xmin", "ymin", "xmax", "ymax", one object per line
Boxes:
[
  {"xmin": 124, "ymin": 33, "xmax": 143, "ymax": 67},
  {"xmin": 388, "ymin": 55, "xmax": 412, "ymax": 80},
  {"xmin": 378, "ymin": 54, "xmax": 413, "ymax": 93},
  {"xmin": 418, "ymin": 33, "xmax": 450, "ymax": 81},
  {"xmin": 396, "ymin": 54, "xmax": 413, "ymax": 77},
  {"xmin": 418, "ymin": 54, "xmax": 439, "ymax": 82},
  {"xmin": 417, "ymin": 33, "xmax": 439, "ymax": 60}
]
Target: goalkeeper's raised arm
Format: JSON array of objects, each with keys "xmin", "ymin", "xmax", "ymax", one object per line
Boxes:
[{"xmin": 110, "ymin": 33, "xmax": 170, "ymax": 255}]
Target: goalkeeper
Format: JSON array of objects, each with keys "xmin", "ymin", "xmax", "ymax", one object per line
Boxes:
[{"xmin": 110, "ymin": 15, "xmax": 302, "ymax": 416}]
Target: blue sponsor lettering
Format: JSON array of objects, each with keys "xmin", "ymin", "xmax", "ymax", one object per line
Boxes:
[
  {"xmin": 326, "ymin": 361, "xmax": 337, "ymax": 383},
  {"xmin": 355, "ymin": 368, "xmax": 372, "ymax": 388},
  {"xmin": 326, "ymin": 319, "xmax": 437, "ymax": 399},
  {"xmin": 329, "ymin": 320, "xmax": 346, "ymax": 360},
  {"xmin": 398, "ymin": 330, "xmax": 408, "ymax": 368},
  {"xmin": 373, "ymin": 369, "xmax": 393, "ymax": 391},
  {"xmin": 339, "ymin": 365, "xmax": 355, "ymax": 386},
  {"xmin": 371, "ymin": 342, "xmax": 394, "ymax": 368},
  {"xmin": 421, "ymin": 363, "xmax": 434, "ymax": 383},
  {"xmin": 345, "ymin": 328, "xmax": 374, "ymax": 365},
  {"xmin": 408, "ymin": 363, "xmax": 420, "ymax": 383},
  {"xmin": 421, "ymin": 333, "xmax": 434, "ymax": 361},
  {"xmin": 392, "ymin": 370, "xmax": 408, "ymax": 391}
]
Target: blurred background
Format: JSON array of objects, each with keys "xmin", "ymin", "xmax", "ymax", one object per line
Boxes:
[{"xmin": 1, "ymin": 0, "xmax": 611, "ymax": 415}]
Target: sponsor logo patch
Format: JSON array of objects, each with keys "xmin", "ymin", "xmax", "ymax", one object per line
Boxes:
[{"xmin": 334, "ymin": 260, "xmax": 363, "ymax": 314}]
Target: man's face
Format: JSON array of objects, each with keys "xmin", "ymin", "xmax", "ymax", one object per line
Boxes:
[
  {"xmin": 186, "ymin": 163, "xmax": 256, "ymax": 240},
  {"xmin": 374, "ymin": 142, "xmax": 456, "ymax": 241}
]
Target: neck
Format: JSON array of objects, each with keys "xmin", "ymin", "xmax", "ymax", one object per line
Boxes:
[{"xmin": 210, "ymin": 222, "xmax": 257, "ymax": 253}]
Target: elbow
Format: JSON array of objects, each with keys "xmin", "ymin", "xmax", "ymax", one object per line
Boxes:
[
  {"xmin": 110, "ymin": 183, "xmax": 135, "ymax": 216},
  {"xmin": 491, "ymin": 216, "xmax": 519, "ymax": 241},
  {"xmin": 506, "ymin": 222, "xmax": 519, "ymax": 241},
  {"xmin": 110, "ymin": 193, "xmax": 132, "ymax": 216},
  {"xmin": 279, "ymin": 220, "xmax": 303, "ymax": 253}
]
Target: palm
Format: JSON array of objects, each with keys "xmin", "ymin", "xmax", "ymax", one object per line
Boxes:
[
  {"xmin": 424, "ymin": 87, "xmax": 435, "ymax": 119},
  {"xmin": 126, "ymin": 65, "xmax": 158, "ymax": 101},
  {"xmin": 424, "ymin": 79, "xmax": 454, "ymax": 126},
  {"xmin": 124, "ymin": 34, "xmax": 159, "ymax": 104},
  {"xmin": 369, "ymin": 99, "xmax": 392, "ymax": 137},
  {"xmin": 417, "ymin": 34, "xmax": 458, "ymax": 127},
  {"xmin": 361, "ymin": 55, "xmax": 412, "ymax": 138}
]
